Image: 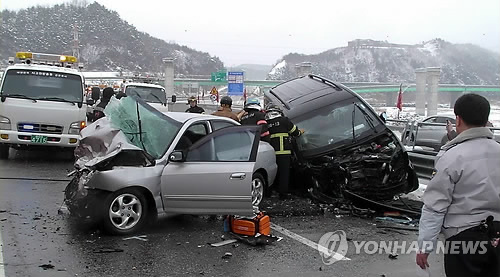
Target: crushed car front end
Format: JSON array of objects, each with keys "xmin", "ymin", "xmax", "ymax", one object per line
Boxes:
[
  {"xmin": 265, "ymin": 75, "xmax": 419, "ymax": 203},
  {"xmin": 64, "ymin": 96, "xmax": 181, "ymax": 220}
]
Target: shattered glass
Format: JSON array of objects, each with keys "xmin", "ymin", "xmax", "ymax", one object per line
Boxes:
[{"xmin": 104, "ymin": 97, "xmax": 181, "ymax": 159}]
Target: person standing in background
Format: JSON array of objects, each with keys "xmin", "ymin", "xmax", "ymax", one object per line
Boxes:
[{"xmin": 417, "ymin": 93, "xmax": 500, "ymax": 277}]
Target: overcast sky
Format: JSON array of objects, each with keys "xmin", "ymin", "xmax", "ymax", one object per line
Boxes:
[{"xmin": 2, "ymin": 0, "xmax": 499, "ymax": 66}]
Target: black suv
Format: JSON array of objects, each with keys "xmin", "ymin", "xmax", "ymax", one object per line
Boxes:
[{"xmin": 264, "ymin": 75, "xmax": 419, "ymax": 201}]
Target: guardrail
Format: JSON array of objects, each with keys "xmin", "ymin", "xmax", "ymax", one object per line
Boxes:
[{"xmin": 407, "ymin": 152, "xmax": 436, "ymax": 180}]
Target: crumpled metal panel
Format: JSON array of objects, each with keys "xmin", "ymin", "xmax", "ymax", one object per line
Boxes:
[{"xmin": 74, "ymin": 116, "xmax": 144, "ymax": 169}]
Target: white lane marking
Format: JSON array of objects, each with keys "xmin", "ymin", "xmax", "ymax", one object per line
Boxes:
[
  {"xmin": 0, "ymin": 227, "xmax": 5, "ymax": 277},
  {"xmin": 122, "ymin": 235, "xmax": 148, "ymax": 242},
  {"xmin": 271, "ymin": 223, "xmax": 350, "ymax": 261}
]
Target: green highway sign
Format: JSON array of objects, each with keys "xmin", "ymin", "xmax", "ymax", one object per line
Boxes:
[{"xmin": 211, "ymin": 71, "xmax": 227, "ymax": 82}]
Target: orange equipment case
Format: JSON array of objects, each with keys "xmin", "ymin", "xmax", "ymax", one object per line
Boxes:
[{"xmin": 230, "ymin": 212, "xmax": 271, "ymax": 236}]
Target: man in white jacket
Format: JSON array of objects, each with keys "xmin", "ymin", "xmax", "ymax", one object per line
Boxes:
[{"xmin": 416, "ymin": 93, "xmax": 500, "ymax": 277}]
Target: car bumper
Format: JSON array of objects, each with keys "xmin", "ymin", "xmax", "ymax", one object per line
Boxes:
[
  {"xmin": 0, "ymin": 130, "xmax": 80, "ymax": 147},
  {"xmin": 65, "ymin": 176, "xmax": 107, "ymax": 218}
]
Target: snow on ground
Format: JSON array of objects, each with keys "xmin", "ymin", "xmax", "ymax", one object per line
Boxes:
[{"xmin": 402, "ymin": 179, "xmax": 428, "ymax": 202}]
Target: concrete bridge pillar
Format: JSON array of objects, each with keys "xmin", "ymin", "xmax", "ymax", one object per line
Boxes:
[
  {"xmin": 163, "ymin": 58, "xmax": 175, "ymax": 99},
  {"xmin": 427, "ymin": 67, "xmax": 440, "ymax": 116},
  {"xmin": 415, "ymin": 68, "xmax": 427, "ymax": 116}
]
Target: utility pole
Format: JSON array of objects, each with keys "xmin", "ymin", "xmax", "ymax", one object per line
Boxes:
[{"xmin": 72, "ymin": 24, "xmax": 80, "ymax": 60}]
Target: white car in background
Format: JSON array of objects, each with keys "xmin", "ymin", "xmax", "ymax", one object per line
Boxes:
[{"xmin": 123, "ymin": 82, "xmax": 168, "ymax": 113}]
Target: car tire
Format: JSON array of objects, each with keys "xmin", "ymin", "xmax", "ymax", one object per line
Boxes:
[
  {"xmin": 102, "ymin": 188, "xmax": 148, "ymax": 235},
  {"xmin": 251, "ymin": 172, "xmax": 265, "ymax": 207},
  {"xmin": 0, "ymin": 144, "xmax": 9, "ymax": 160}
]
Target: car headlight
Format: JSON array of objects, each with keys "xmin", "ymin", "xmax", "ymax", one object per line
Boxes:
[
  {"xmin": 0, "ymin": 116, "xmax": 11, "ymax": 130},
  {"xmin": 69, "ymin": 121, "xmax": 86, "ymax": 135}
]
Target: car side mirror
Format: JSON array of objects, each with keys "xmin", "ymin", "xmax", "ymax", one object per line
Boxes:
[
  {"xmin": 169, "ymin": 150, "xmax": 185, "ymax": 162},
  {"xmin": 171, "ymin": 95, "xmax": 177, "ymax": 103}
]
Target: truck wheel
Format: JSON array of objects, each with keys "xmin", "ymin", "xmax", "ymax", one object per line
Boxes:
[
  {"xmin": 0, "ymin": 144, "xmax": 9, "ymax": 159},
  {"xmin": 102, "ymin": 188, "xmax": 148, "ymax": 235}
]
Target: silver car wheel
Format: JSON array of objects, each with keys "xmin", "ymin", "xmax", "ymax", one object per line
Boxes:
[
  {"xmin": 108, "ymin": 193, "xmax": 143, "ymax": 230},
  {"xmin": 251, "ymin": 176, "xmax": 264, "ymax": 206}
]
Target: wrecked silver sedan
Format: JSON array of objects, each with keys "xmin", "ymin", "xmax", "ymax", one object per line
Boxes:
[
  {"xmin": 64, "ymin": 96, "xmax": 276, "ymax": 235},
  {"xmin": 265, "ymin": 75, "xmax": 419, "ymax": 203}
]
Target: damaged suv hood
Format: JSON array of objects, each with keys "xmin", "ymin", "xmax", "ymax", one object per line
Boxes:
[{"xmin": 74, "ymin": 97, "xmax": 181, "ymax": 168}]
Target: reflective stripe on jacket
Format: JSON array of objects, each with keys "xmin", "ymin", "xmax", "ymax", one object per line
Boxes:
[{"xmin": 267, "ymin": 116, "xmax": 301, "ymax": 155}]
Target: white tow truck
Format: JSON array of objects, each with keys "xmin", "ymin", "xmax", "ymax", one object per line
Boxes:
[
  {"xmin": 122, "ymin": 82, "xmax": 168, "ymax": 113},
  {"xmin": 0, "ymin": 52, "xmax": 87, "ymax": 159}
]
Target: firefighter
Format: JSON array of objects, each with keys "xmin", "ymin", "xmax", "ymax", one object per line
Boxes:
[
  {"xmin": 265, "ymin": 104, "xmax": 303, "ymax": 199},
  {"xmin": 185, "ymin": 96, "xmax": 205, "ymax": 113},
  {"xmin": 212, "ymin": 96, "xmax": 239, "ymax": 121},
  {"xmin": 240, "ymin": 98, "xmax": 270, "ymax": 142},
  {"xmin": 93, "ymin": 87, "xmax": 114, "ymax": 121}
]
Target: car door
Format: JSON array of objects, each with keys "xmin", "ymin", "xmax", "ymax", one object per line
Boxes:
[
  {"xmin": 416, "ymin": 117, "xmax": 438, "ymax": 144},
  {"xmin": 161, "ymin": 125, "xmax": 260, "ymax": 215}
]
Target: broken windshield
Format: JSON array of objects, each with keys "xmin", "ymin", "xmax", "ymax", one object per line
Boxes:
[
  {"xmin": 104, "ymin": 96, "xmax": 181, "ymax": 159},
  {"xmin": 295, "ymin": 98, "xmax": 383, "ymax": 152}
]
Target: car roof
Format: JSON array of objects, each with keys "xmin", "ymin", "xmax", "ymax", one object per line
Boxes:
[
  {"xmin": 163, "ymin": 112, "xmax": 238, "ymax": 124},
  {"xmin": 125, "ymin": 82, "xmax": 165, "ymax": 89},
  {"xmin": 6, "ymin": 64, "xmax": 82, "ymax": 76},
  {"xmin": 267, "ymin": 75, "xmax": 356, "ymax": 119}
]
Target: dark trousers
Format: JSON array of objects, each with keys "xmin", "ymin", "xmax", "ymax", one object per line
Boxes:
[
  {"xmin": 275, "ymin": 155, "xmax": 291, "ymax": 194},
  {"xmin": 444, "ymin": 222, "xmax": 500, "ymax": 277}
]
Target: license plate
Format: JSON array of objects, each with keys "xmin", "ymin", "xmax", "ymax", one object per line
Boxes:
[{"xmin": 31, "ymin": 135, "xmax": 48, "ymax": 144}]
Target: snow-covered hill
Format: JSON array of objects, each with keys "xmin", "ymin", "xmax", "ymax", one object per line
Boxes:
[
  {"xmin": 268, "ymin": 39, "xmax": 500, "ymax": 85},
  {"xmin": 0, "ymin": 2, "xmax": 224, "ymax": 75}
]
